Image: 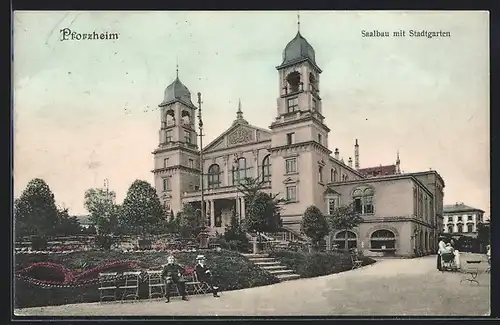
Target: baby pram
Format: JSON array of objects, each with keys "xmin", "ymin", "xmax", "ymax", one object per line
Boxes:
[{"xmin": 441, "ymin": 252, "xmax": 458, "ymax": 271}]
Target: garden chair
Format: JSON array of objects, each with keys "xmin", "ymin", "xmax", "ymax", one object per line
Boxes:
[
  {"xmin": 351, "ymin": 253, "xmax": 362, "ymax": 270},
  {"xmin": 147, "ymin": 270, "xmax": 165, "ymax": 299},
  {"xmin": 121, "ymin": 271, "xmax": 141, "ymax": 302},
  {"xmin": 184, "ymin": 267, "xmax": 211, "ymax": 295},
  {"xmin": 460, "ymin": 256, "xmax": 490, "ymax": 285},
  {"xmin": 98, "ymin": 272, "xmax": 118, "ymax": 302}
]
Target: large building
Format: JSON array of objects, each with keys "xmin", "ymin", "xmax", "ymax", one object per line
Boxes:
[
  {"xmin": 151, "ymin": 25, "xmax": 445, "ymax": 258},
  {"xmin": 443, "ymin": 203, "xmax": 485, "ymax": 237}
]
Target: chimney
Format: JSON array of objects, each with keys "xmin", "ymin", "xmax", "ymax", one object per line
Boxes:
[
  {"xmin": 354, "ymin": 139, "xmax": 360, "ymax": 169},
  {"xmin": 334, "ymin": 148, "xmax": 339, "ymax": 160},
  {"xmin": 348, "ymin": 157, "xmax": 353, "ymax": 168},
  {"xmin": 396, "ymin": 150, "xmax": 401, "ymax": 174}
]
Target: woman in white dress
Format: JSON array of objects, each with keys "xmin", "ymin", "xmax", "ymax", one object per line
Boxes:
[{"xmin": 449, "ymin": 242, "xmax": 461, "ymax": 269}]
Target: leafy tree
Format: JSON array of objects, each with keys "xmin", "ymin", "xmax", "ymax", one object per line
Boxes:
[
  {"xmin": 178, "ymin": 204, "xmax": 201, "ymax": 239},
  {"xmin": 477, "ymin": 221, "xmax": 490, "ymax": 243},
  {"xmin": 55, "ymin": 208, "xmax": 82, "ymax": 236},
  {"xmin": 326, "ymin": 203, "xmax": 363, "ymax": 250},
  {"xmin": 238, "ymin": 177, "xmax": 285, "ymax": 241},
  {"xmin": 83, "ymin": 187, "xmax": 119, "ymax": 236},
  {"xmin": 301, "ymin": 205, "xmax": 329, "ymax": 251},
  {"xmin": 224, "ymin": 208, "xmax": 250, "ymax": 251},
  {"xmin": 167, "ymin": 211, "xmax": 180, "ymax": 233},
  {"xmin": 14, "ymin": 178, "xmax": 59, "ymax": 238},
  {"xmin": 121, "ymin": 180, "xmax": 164, "ymax": 238}
]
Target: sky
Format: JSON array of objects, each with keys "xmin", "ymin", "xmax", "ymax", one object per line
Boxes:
[{"xmin": 13, "ymin": 11, "xmax": 490, "ymax": 216}]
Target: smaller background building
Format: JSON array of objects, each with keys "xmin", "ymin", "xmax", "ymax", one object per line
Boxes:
[{"xmin": 443, "ymin": 203, "xmax": 485, "ymax": 237}]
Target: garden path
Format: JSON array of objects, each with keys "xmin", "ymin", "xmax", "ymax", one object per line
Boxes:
[{"xmin": 14, "ymin": 254, "xmax": 490, "ymax": 317}]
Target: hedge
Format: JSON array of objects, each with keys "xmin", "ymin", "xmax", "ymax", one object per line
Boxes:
[
  {"xmin": 15, "ymin": 249, "xmax": 279, "ymax": 308},
  {"xmin": 267, "ymin": 251, "xmax": 376, "ymax": 278}
]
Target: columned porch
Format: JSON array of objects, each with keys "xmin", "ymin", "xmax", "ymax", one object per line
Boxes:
[{"xmin": 183, "ymin": 192, "xmax": 247, "ymax": 236}]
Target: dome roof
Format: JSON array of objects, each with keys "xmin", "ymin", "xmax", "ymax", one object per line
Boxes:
[
  {"xmin": 159, "ymin": 77, "xmax": 194, "ymax": 107},
  {"xmin": 281, "ymin": 32, "xmax": 316, "ymax": 66}
]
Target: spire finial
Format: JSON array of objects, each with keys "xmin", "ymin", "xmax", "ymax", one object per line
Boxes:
[
  {"xmin": 297, "ymin": 11, "xmax": 300, "ymax": 32},
  {"xmin": 237, "ymin": 98, "xmax": 243, "ymax": 119},
  {"xmin": 176, "ymin": 56, "xmax": 179, "ymax": 78},
  {"xmin": 397, "ymin": 150, "xmax": 400, "ymax": 162},
  {"xmin": 233, "ymin": 98, "xmax": 248, "ymax": 125}
]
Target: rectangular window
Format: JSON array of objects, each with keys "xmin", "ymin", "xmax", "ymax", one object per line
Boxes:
[
  {"xmin": 287, "ymin": 97, "xmax": 299, "ymax": 113},
  {"xmin": 286, "ymin": 186, "xmax": 297, "ymax": 202},
  {"xmin": 164, "ymin": 158, "xmax": 169, "ymax": 168},
  {"xmin": 457, "ymin": 216, "xmax": 463, "ymax": 222},
  {"xmin": 163, "ymin": 177, "xmax": 171, "ymax": 191},
  {"xmin": 448, "ymin": 216, "xmax": 453, "ymax": 222},
  {"xmin": 285, "ymin": 158, "xmax": 297, "ymax": 174},
  {"xmin": 328, "ymin": 198, "xmax": 336, "ymax": 215},
  {"xmin": 318, "ymin": 166, "xmax": 323, "ymax": 183},
  {"xmin": 312, "ymin": 99, "xmax": 317, "ymax": 111},
  {"xmin": 286, "ymin": 132, "xmax": 295, "ymax": 145},
  {"xmin": 166, "ymin": 130, "xmax": 173, "ymax": 142},
  {"xmin": 188, "ymin": 159, "xmax": 194, "ymax": 169},
  {"xmin": 354, "ymin": 198, "xmax": 362, "ymax": 213},
  {"xmin": 317, "ymin": 133, "xmax": 322, "ymax": 145},
  {"xmin": 363, "ymin": 196, "xmax": 374, "ymax": 214},
  {"xmin": 184, "ymin": 131, "xmax": 191, "ymax": 144},
  {"xmin": 467, "ymin": 215, "xmax": 472, "ymax": 221}
]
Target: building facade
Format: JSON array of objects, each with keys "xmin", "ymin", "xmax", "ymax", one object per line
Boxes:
[
  {"xmin": 151, "ymin": 27, "xmax": 445, "ymax": 258},
  {"xmin": 443, "ymin": 203, "xmax": 485, "ymax": 237}
]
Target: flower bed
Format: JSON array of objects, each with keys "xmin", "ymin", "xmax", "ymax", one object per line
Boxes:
[
  {"xmin": 267, "ymin": 251, "xmax": 376, "ymax": 278},
  {"xmin": 14, "ymin": 249, "xmax": 279, "ymax": 308}
]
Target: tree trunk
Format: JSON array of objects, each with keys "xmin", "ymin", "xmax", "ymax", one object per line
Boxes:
[{"xmin": 344, "ymin": 229, "xmax": 349, "ymax": 252}]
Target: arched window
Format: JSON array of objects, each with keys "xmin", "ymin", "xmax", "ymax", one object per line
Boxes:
[
  {"xmin": 207, "ymin": 164, "xmax": 220, "ymax": 189},
  {"xmin": 309, "ymin": 72, "xmax": 317, "ymax": 93},
  {"xmin": 286, "ymin": 71, "xmax": 301, "ymax": 93},
  {"xmin": 333, "ymin": 169, "xmax": 338, "ymax": 182},
  {"xmin": 352, "ymin": 187, "xmax": 374, "ymax": 214},
  {"xmin": 457, "ymin": 224, "xmax": 463, "ymax": 233},
  {"xmin": 447, "ymin": 224, "xmax": 454, "ymax": 233},
  {"xmin": 262, "ymin": 155, "xmax": 271, "ymax": 183},
  {"xmin": 370, "ymin": 229, "xmax": 396, "ymax": 250},
  {"xmin": 181, "ymin": 110, "xmax": 191, "ymax": 125},
  {"xmin": 165, "ymin": 109, "xmax": 175, "ymax": 126},
  {"xmin": 232, "ymin": 157, "xmax": 247, "ymax": 185},
  {"xmin": 333, "ymin": 231, "xmax": 357, "ymax": 250},
  {"xmin": 318, "ymin": 166, "xmax": 323, "ymax": 183},
  {"xmin": 467, "ymin": 223, "xmax": 474, "ymax": 233}
]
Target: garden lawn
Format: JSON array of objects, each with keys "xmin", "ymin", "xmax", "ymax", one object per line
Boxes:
[
  {"xmin": 14, "ymin": 249, "xmax": 279, "ymax": 308},
  {"xmin": 267, "ymin": 251, "xmax": 376, "ymax": 278}
]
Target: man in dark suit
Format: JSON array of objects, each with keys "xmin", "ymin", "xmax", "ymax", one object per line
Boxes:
[
  {"xmin": 161, "ymin": 255, "xmax": 188, "ymax": 302},
  {"xmin": 195, "ymin": 255, "xmax": 219, "ymax": 297}
]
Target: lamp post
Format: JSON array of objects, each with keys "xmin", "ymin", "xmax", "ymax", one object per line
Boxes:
[{"xmin": 197, "ymin": 92, "xmax": 209, "ymax": 249}]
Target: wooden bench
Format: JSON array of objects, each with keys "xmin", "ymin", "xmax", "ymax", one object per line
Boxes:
[{"xmin": 460, "ymin": 260, "xmax": 489, "ymax": 285}]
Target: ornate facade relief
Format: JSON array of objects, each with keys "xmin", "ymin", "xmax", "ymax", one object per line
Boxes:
[{"xmin": 227, "ymin": 126, "xmax": 254, "ymax": 145}]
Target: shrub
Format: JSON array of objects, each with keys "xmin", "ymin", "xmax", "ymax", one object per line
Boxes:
[
  {"xmin": 31, "ymin": 235, "xmax": 48, "ymax": 251},
  {"xmin": 268, "ymin": 251, "xmax": 376, "ymax": 278},
  {"xmin": 14, "ymin": 249, "xmax": 279, "ymax": 308}
]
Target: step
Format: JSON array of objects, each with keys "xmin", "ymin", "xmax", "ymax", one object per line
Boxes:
[
  {"xmin": 254, "ymin": 261, "xmax": 281, "ymax": 266},
  {"xmin": 241, "ymin": 253, "xmax": 269, "ymax": 258},
  {"xmin": 276, "ymin": 273, "xmax": 301, "ymax": 281},
  {"xmin": 268, "ymin": 269, "xmax": 295, "ymax": 275},
  {"xmin": 260, "ymin": 265, "xmax": 288, "ymax": 270},
  {"xmin": 248, "ymin": 257, "xmax": 275, "ymax": 262}
]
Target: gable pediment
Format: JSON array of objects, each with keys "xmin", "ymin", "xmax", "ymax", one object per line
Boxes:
[
  {"xmin": 203, "ymin": 122, "xmax": 271, "ymax": 153},
  {"xmin": 283, "ymin": 177, "xmax": 299, "ymax": 184},
  {"xmin": 324, "ymin": 186, "xmax": 341, "ymax": 196}
]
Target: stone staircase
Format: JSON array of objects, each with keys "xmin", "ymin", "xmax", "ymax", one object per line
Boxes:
[{"xmin": 242, "ymin": 253, "xmax": 300, "ymax": 282}]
